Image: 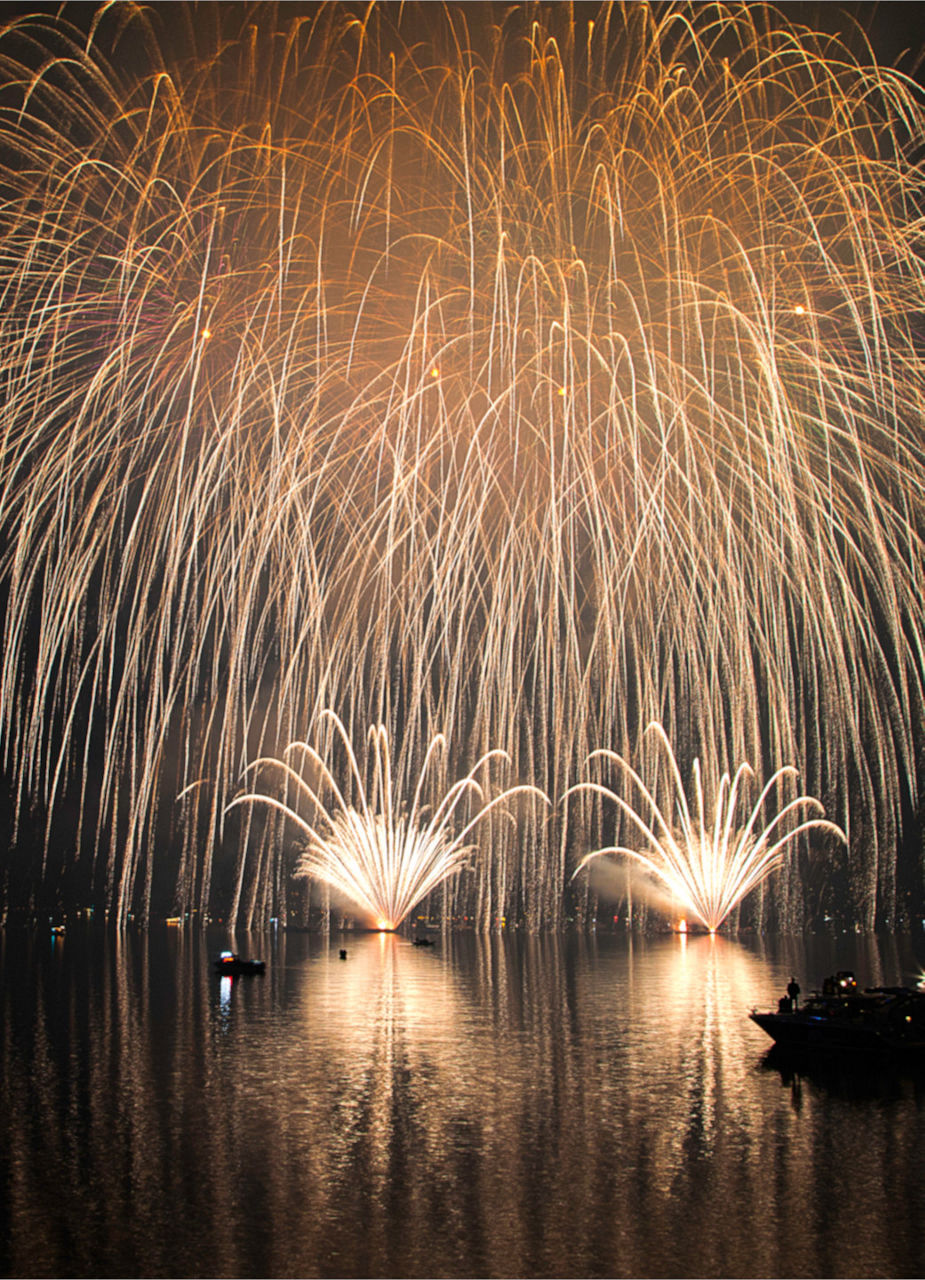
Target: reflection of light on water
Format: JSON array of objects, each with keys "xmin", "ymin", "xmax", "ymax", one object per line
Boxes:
[
  {"xmin": 291, "ymin": 931, "xmax": 796, "ymax": 1260},
  {"xmin": 218, "ymin": 975, "xmax": 233, "ymax": 1029},
  {"xmin": 317, "ymin": 931, "xmax": 467, "ymax": 1043},
  {"xmin": 6, "ymin": 927, "xmax": 925, "ymax": 1279},
  {"xmin": 612, "ymin": 935, "xmax": 774, "ymax": 1187},
  {"xmin": 298, "ymin": 937, "xmax": 594, "ymax": 1114},
  {"xmin": 290, "ymin": 932, "xmax": 481, "ymax": 1200}
]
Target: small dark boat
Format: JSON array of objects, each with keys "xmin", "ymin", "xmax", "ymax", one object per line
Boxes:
[
  {"xmin": 750, "ymin": 970, "xmax": 925, "ymax": 1055},
  {"xmin": 214, "ymin": 950, "xmax": 265, "ymax": 975},
  {"xmin": 411, "ymin": 936, "xmax": 435, "ymax": 947}
]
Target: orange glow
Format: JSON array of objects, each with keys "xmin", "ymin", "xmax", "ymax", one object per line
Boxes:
[
  {"xmin": 570, "ymin": 723, "xmax": 845, "ymax": 932},
  {"xmin": 230, "ymin": 712, "xmax": 547, "ymax": 932},
  {"xmin": 0, "ymin": 3, "xmax": 914, "ymax": 934}
]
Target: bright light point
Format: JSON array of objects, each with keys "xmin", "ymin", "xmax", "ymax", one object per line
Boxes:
[
  {"xmin": 558, "ymin": 386, "xmax": 566, "ymax": 396},
  {"xmin": 201, "ymin": 328, "xmax": 212, "ymax": 340},
  {"xmin": 571, "ymin": 723, "xmax": 846, "ymax": 932},
  {"xmin": 430, "ymin": 367, "xmax": 439, "ymax": 377},
  {"xmin": 227, "ymin": 713, "xmax": 547, "ymax": 931},
  {"xmin": 793, "ymin": 304, "xmax": 805, "ymax": 315}
]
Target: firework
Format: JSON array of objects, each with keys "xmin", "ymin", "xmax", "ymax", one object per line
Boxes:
[
  {"xmin": 225, "ymin": 712, "xmax": 547, "ymax": 930},
  {"xmin": 568, "ymin": 723, "xmax": 846, "ymax": 932},
  {"xmin": 0, "ymin": 3, "xmax": 922, "ymax": 926}
]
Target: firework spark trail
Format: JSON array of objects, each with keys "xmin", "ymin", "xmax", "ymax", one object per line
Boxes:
[
  {"xmin": 0, "ymin": 3, "xmax": 922, "ymax": 925},
  {"xmin": 225, "ymin": 711, "xmax": 549, "ymax": 929},
  {"xmin": 567, "ymin": 722, "xmax": 847, "ymax": 932}
]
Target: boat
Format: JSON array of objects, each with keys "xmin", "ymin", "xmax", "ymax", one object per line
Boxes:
[
  {"xmin": 214, "ymin": 950, "xmax": 266, "ymax": 975},
  {"xmin": 750, "ymin": 970, "xmax": 925, "ymax": 1054},
  {"xmin": 411, "ymin": 936, "xmax": 436, "ymax": 947}
]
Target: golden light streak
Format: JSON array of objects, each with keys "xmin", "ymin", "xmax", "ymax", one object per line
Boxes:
[
  {"xmin": 0, "ymin": 3, "xmax": 921, "ymax": 927},
  {"xmin": 225, "ymin": 712, "xmax": 548, "ymax": 930},
  {"xmin": 568, "ymin": 723, "xmax": 847, "ymax": 933}
]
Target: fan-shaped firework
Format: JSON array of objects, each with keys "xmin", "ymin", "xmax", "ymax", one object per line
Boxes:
[
  {"xmin": 226, "ymin": 712, "xmax": 547, "ymax": 930},
  {"xmin": 568, "ymin": 723, "xmax": 846, "ymax": 933},
  {"xmin": 0, "ymin": 3, "xmax": 923, "ymax": 926}
]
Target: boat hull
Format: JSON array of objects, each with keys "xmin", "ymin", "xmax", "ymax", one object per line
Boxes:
[
  {"xmin": 750, "ymin": 990, "xmax": 925, "ymax": 1055},
  {"xmin": 214, "ymin": 954, "xmax": 265, "ymax": 975},
  {"xmin": 749, "ymin": 1011, "xmax": 908, "ymax": 1053}
]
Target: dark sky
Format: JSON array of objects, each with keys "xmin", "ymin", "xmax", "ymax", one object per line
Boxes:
[
  {"xmin": 791, "ymin": 1, "xmax": 925, "ymax": 76},
  {"xmin": 0, "ymin": 1, "xmax": 922, "ymax": 72}
]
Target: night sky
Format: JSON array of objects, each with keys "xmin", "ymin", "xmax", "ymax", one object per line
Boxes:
[{"xmin": 1, "ymin": 1, "xmax": 924, "ymax": 929}]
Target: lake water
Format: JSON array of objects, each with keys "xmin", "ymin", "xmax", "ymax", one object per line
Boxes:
[{"xmin": 2, "ymin": 925, "xmax": 924, "ymax": 1278}]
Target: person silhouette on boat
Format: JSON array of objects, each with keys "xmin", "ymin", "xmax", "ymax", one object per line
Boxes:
[{"xmin": 786, "ymin": 976, "xmax": 801, "ymax": 1010}]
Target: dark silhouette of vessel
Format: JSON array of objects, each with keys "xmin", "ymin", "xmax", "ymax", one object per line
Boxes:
[
  {"xmin": 750, "ymin": 970, "xmax": 925, "ymax": 1054},
  {"xmin": 214, "ymin": 950, "xmax": 266, "ymax": 975}
]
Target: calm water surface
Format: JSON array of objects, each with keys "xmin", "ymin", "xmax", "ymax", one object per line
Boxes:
[{"xmin": 2, "ymin": 926, "xmax": 925, "ymax": 1278}]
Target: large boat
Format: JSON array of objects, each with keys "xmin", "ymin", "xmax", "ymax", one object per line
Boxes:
[
  {"xmin": 214, "ymin": 950, "xmax": 266, "ymax": 975},
  {"xmin": 750, "ymin": 971, "xmax": 925, "ymax": 1054}
]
